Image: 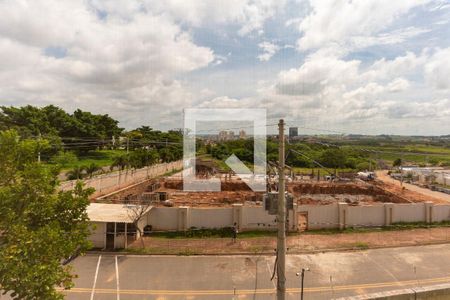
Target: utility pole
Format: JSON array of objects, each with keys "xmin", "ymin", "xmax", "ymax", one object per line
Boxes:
[
  {"xmin": 277, "ymin": 119, "xmax": 286, "ymax": 300},
  {"xmin": 126, "ymin": 136, "xmax": 129, "ymax": 154},
  {"xmin": 37, "ymin": 132, "xmax": 41, "ymax": 163},
  {"xmin": 400, "ymin": 154, "xmax": 404, "ymax": 187}
]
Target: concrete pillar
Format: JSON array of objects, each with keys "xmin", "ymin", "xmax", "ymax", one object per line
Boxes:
[
  {"xmin": 291, "ymin": 203, "xmax": 298, "ymax": 232},
  {"xmin": 177, "ymin": 206, "xmax": 190, "ymax": 231},
  {"xmin": 124, "ymin": 223, "xmax": 128, "ymax": 249},
  {"xmin": 384, "ymin": 203, "xmax": 394, "ymax": 226},
  {"xmin": 113, "ymin": 222, "xmax": 117, "ymax": 249},
  {"xmin": 338, "ymin": 202, "xmax": 348, "ymax": 230},
  {"xmin": 425, "ymin": 202, "xmax": 434, "ymax": 223},
  {"xmin": 232, "ymin": 204, "xmax": 243, "ymax": 230}
]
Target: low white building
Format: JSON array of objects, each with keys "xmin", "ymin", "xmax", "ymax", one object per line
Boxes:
[{"xmin": 87, "ymin": 203, "xmax": 152, "ymax": 249}]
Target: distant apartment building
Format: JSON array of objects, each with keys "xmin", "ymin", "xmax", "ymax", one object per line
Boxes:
[
  {"xmin": 218, "ymin": 130, "xmax": 235, "ymax": 141},
  {"xmin": 289, "ymin": 127, "xmax": 298, "ymax": 138},
  {"xmin": 239, "ymin": 130, "xmax": 246, "ymax": 139}
]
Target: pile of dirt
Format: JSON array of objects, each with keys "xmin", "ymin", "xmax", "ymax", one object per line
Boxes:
[
  {"xmin": 288, "ymin": 182, "xmax": 411, "ymax": 204},
  {"xmin": 164, "ymin": 179, "xmax": 252, "ymax": 191}
]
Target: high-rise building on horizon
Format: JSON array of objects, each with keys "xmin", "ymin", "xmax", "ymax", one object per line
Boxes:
[{"xmin": 289, "ymin": 127, "xmax": 298, "ymax": 138}]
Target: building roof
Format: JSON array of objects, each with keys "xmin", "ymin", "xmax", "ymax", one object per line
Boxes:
[{"xmin": 87, "ymin": 203, "xmax": 153, "ymax": 223}]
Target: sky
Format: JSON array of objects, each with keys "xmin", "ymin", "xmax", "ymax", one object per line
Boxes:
[{"xmin": 0, "ymin": 0, "xmax": 449, "ymax": 135}]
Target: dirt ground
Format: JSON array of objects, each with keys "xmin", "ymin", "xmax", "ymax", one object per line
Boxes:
[
  {"xmin": 149, "ymin": 178, "xmax": 443, "ymax": 207},
  {"xmin": 157, "ymin": 179, "xmax": 263, "ymax": 207},
  {"xmin": 375, "ymin": 170, "xmax": 450, "ymax": 203},
  {"xmin": 129, "ymin": 227, "xmax": 450, "ymax": 254}
]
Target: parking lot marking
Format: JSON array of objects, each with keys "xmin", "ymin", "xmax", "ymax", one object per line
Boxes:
[
  {"xmin": 115, "ymin": 256, "xmax": 120, "ymax": 300},
  {"xmin": 266, "ymin": 261, "xmax": 276, "ymax": 289},
  {"xmin": 90, "ymin": 255, "xmax": 102, "ymax": 300}
]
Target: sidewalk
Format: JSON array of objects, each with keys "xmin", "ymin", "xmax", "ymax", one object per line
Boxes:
[{"xmin": 127, "ymin": 227, "xmax": 450, "ymax": 255}]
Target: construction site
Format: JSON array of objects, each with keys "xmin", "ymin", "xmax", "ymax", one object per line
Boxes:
[{"xmin": 96, "ymin": 171, "xmax": 446, "ymax": 208}]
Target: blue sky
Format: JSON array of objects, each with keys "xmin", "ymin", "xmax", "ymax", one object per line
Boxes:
[{"xmin": 0, "ymin": 0, "xmax": 449, "ymax": 135}]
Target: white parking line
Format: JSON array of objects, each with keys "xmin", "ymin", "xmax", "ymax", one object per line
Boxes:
[
  {"xmin": 90, "ymin": 255, "xmax": 102, "ymax": 300},
  {"xmin": 266, "ymin": 260, "xmax": 277, "ymax": 289},
  {"xmin": 115, "ymin": 256, "xmax": 120, "ymax": 300}
]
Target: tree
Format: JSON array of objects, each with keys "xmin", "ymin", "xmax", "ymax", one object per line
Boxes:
[
  {"xmin": 85, "ymin": 163, "xmax": 101, "ymax": 178},
  {"xmin": 356, "ymin": 162, "xmax": 370, "ymax": 171},
  {"xmin": 0, "ymin": 130, "xmax": 94, "ymax": 299},
  {"xmin": 393, "ymin": 158, "xmax": 402, "ymax": 167},
  {"xmin": 50, "ymin": 151, "xmax": 78, "ymax": 168},
  {"xmin": 126, "ymin": 126, "xmax": 183, "ymax": 161},
  {"xmin": 127, "ymin": 200, "xmax": 152, "ymax": 248},
  {"xmin": 66, "ymin": 166, "xmax": 86, "ymax": 180},
  {"xmin": 112, "ymin": 154, "xmax": 130, "ymax": 171},
  {"xmin": 319, "ymin": 148, "xmax": 347, "ymax": 169},
  {"xmin": 0, "ymin": 105, "xmax": 124, "ymax": 153}
]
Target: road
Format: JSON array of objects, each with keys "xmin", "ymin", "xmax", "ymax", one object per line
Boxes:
[
  {"xmin": 61, "ymin": 244, "xmax": 450, "ymax": 299},
  {"xmin": 376, "ymin": 170, "xmax": 450, "ymax": 202}
]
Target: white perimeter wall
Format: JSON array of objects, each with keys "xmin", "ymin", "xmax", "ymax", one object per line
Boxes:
[
  {"xmin": 433, "ymin": 205, "xmax": 450, "ymax": 222},
  {"xmin": 190, "ymin": 208, "xmax": 233, "ymax": 229},
  {"xmin": 243, "ymin": 206, "xmax": 277, "ymax": 230},
  {"xmin": 96, "ymin": 202, "xmax": 450, "ymax": 234},
  {"xmin": 60, "ymin": 160, "xmax": 182, "ymax": 198},
  {"xmin": 348, "ymin": 205, "xmax": 385, "ymax": 227},
  {"xmin": 147, "ymin": 207, "xmax": 179, "ymax": 231},
  {"xmin": 392, "ymin": 203, "xmax": 425, "ymax": 223},
  {"xmin": 298, "ymin": 204, "xmax": 339, "ymax": 229}
]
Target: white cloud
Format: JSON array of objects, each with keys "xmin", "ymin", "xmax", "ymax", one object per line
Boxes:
[
  {"xmin": 148, "ymin": 0, "xmax": 287, "ymax": 36},
  {"xmin": 350, "ymin": 27, "xmax": 430, "ymax": 49},
  {"xmin": 258, "ymin": 41, "xmax": 280, "ymax": 61},
  {"xmin": 297, "ymin": 0, "xmax": 430, "ymax": 51},
  {"xmin": 424, "ymin": 48, "xmax": 450, "ymax": 90},
  {"xmin": 254, "ymin": 45, "xmax": 450, "ymax": 132},
  {"xmin": 0, "ymin": 0, "xmax": 215, "ymax": 129},
  {"xmin": 275, "ymin": 53, "xmax": 360, "ymax": 95},
  {"xmin": 361, "ymin": 51, "xmax": 428, "ymax": 82},
  {"xmin": 0, "ymin": 0, "xmax": 448, "ymax": 134},
  {"xmin": 387, "ymin": 78, "xmax": 410, "ymax": 92}
]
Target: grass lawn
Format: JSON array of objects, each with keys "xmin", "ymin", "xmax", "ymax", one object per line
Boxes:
[
  {"xmin": 59, "ymin": 149, "xmax": 126, "ymax": 170},
  {"xmin": 346, "ymin": 145, "xmax": 450, "ymax": 166}
]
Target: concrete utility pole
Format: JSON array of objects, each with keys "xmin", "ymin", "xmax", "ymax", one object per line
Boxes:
[
  {"xmin": 37, "ymin": 132, "xmax": 41, "ymax": 163},
  {"xmin": 277, "ymin": 119, "xmax": 286, "ymax": 300}
]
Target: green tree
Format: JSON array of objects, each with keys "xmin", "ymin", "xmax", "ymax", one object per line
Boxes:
[
  {"xmin": 319, "ymin": 148, "xmax": 347, "ymax": 169},
  {"xmin": 0, "ymin": 105, "xmax": 124, "ymax": 153},
  {"xmin": 85, "ymin": 163, "xmax": 101, "ymax": 178},
  {"xmin": 393, "ymin": 158, "xmax": 402, "ymax": 167},
  {"xmin": 66, "ymin": 166, "xmax": 86, "ymax": 180},
  {"xmin": 356, "ymin": 162, "xmax": 370, "ymax": 171},
  {"xmin": 128, "ymin": 149, "xmax": 159, "ymax": 169},
  {"xmin": 0, "ymin": 130, "xmax": 94, "ymax": 299},
  {"xmin": 112, "ymin": 154, "xmax": 130, "ymax": 171},
  {"xmin": 50, "ymin": 151, "xmax": 78, "ymax": 168}
]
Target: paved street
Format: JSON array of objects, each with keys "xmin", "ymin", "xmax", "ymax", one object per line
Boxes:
[{"xmin": 63, "ymin": 244, "xmax": 450, "ymax": 299}]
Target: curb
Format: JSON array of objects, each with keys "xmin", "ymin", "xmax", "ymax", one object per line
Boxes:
[{"xmin": 87, "ymin": 240, "xmax": 450, "ymax": 256}]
